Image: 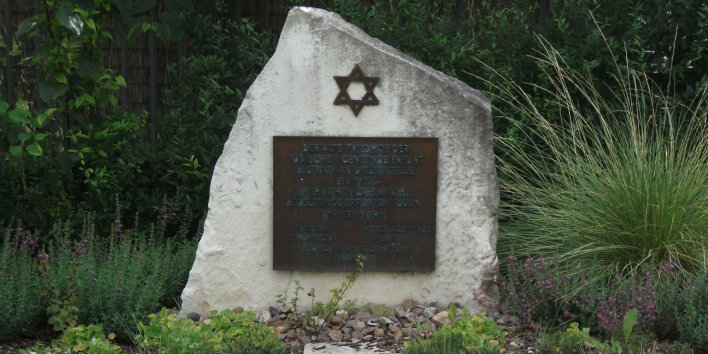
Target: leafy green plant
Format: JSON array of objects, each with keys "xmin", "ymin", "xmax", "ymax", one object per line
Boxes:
[
  {"xmin": 370, "ymin": 303, "xmax": 395, "ymax": 318},
  {"xmin": 276, "ymin": 280, "xmax": 304, "ymax": 318},
  {"xmin": 404, "ymin": 313, "xmax": 505, "ymax": 354},
  {"xmin": 539, "ymin": 310, "xmax": 642, "ymax": 354},
  {"xmin": 153, "ymin": 11, "xmax": 274, "ymax": 224},
  {"xmin": 40, "ymin": 217, "xmax": 197, "ymax": 339},
  {"xmin": 664, "ymin": 342, "xmax": 696, "ymax": 354},
  {"xmin": 487, "ymin": 37, "xmax": 707, "ymax": 282},
  {"xmin": 538, "ymin": 322, "xmax": 602, "ymax": 354},
  {"xmin": 656, "ymin": 270, "xmax": 708, "ymax": 351},
  {"xmin": 342, "ymin": 299, "xmax": 363, "ymax": 315},
  {"xmin": 3, "ymin": 0, "xmax": 151, "ymax": 230},
  {"xmin": 0, "ymin": 226, "xmax": 45, "ymax": 339},
  {"xmin": 135, "ymin": 308, "xmax": 284, "ymax": 354},
  {"xmin": 306, "ymin": 254, "xmax": 365, "ymax": 331},
  {"xmin": 22, "ymin": 324, "xmax": 121, "ymax": 354},
  {"xmin": 39, "ymin": 247, "xmax": 79, "ymax": 333},
  {"xmin": 495, "ymin": 255, "xmax": 659, "ymax": 336},
  {"xmin": 403, "ymin": 331, "xmax": 467, "ymax": 354},
  {"xmin": 674, "ymin": 272, "xmax": 707, "ymax": 351}
]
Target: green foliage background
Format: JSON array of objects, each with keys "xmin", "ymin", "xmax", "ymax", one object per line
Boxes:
[
  {"xmin": 1, "ymin": 0, "xmax": 273, "ymax": 233},
  {"xmin": 1, "ymin": 0, "xmax": 705, "ymax": 237}
]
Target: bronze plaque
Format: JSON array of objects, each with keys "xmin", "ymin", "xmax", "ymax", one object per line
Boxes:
[{"xmin": 273, "ymin": 136, "xmax": 437, "ymax": 271}]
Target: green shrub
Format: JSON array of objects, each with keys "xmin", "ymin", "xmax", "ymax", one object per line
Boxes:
[
  {"xmin": 21, "ymin": 324, "xmax": 121, "ymax": 354},
  {"xmin": 656, "ymin": 270, "xmax": 708, "ymax": 351},
  {"xmin": 40, "ymin": 218, "xmax": 197, "ymax": 339},
  {"xmin": 2, "ymin": 0, "xmax": 149, "ymax": 231},
  {"xmin": 489, "ymin": 38, "xmax": 707, "ymax": 282},
  {"xmin": 403, "ymin": 331, "xmax": 467, "ymax": 354},
  {"xmin": 404, "ymin": 312, "xmax": 505, "ymax": 354},
  {"xmin": 538, "ymin": 310, "xmax": 643, "ymax": 354},
  {"xmin": 675, "ymin": 272, "xmax": 708, "ymax": 351},
  {"xmin": 538, "ymin": 323, "xmax": 598, "ymax": 354},
  {"xmin": 496, "ymin": 256, "xmax": 661, "ymax": 336},
  {"xmin": 153, "ymin": 13, "xmax": 274, "ymax": 224},
  {"xmin": 135, "ymin": 308, "xmax": 284, "ymax": 354},
  {"xmin": 0, "ymin": 226, "xmax": 45, "ymax": 339}
]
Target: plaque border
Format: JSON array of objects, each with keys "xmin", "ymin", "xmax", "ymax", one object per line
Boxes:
[{"xmin": 272, "ymin": 136, "xmax": 438, "ymax": 272}]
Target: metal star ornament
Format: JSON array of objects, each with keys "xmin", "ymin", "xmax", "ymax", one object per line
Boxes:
[{"xmin": 333, "ymin": 64, "xmax": 380, "ymax": 116}]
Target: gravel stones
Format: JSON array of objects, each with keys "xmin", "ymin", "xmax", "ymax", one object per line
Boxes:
[
  {"xmin": 328, "ymin": 329, "xmax": 343, "ymax": 342},
  {"xmin": 432, "ymin": 311, "xmax": 451, "ymax": 325},
  {"xmin": 264, "ymin": 301, "xmax": 482, "ymax": 353},
  {"xmin": 379, "ymin": 316, "xmax": 394, "ymax": 325},
  {"xmin": 422, "ymin": 307, "xmax": 436, "ymax": 319},
  {"xmin": 258, "ymin": 310, "xmax": 272, "ymax": 324},
  {"xmin": 352, "ymin": 320, "xmax": 366, "ymax": 331},
  {"xmin": 186, "ymin": 312, "xmax": 200, "ymax": 322}
]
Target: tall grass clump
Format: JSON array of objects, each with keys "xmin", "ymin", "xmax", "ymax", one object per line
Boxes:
[
  {"xmin": 486, "ymin": 38, "xmax": 707, "ymax": 282},
  {"xmin": 0, "ymin": 226, "xmax": 45, "ymax": 338}
]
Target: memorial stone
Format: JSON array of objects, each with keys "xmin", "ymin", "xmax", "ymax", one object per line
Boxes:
[{"xmin": 180, "ymin": 6, "xmax": 499, "ymax": 316}]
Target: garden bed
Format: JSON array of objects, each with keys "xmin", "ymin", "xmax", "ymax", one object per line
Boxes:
[{"xmin": 0, "ymin": 302, "xmax": 690, "ymax": 354}]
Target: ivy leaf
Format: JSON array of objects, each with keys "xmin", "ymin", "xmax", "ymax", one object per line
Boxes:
[
  {"xmin": 8, "ymin": 108, "xmax": 30, "ymax": 124},
  {"xmin": 26, "ymin": 143, "xmax": 43, "ymax": 156},
  {"xmin": 0, "ymin": 101, "xmax": 9, "ymax": 113},
  {"xmin": 38, "ymin": 80, "xmax": 69, "ymax": 103},
  {"xmin": 18, "ymin": 133, "xmax": 31, "ymax": 142},
  {"xmin": 151, "ymin": 22, "xmax": 171, "ymax": 41},
  {"xmin": 16, "ymin": 17, "xmax": 38, "ymax": 37},
  {"xmin": 37, "ymin": 108, "xmax": 58, "ymax": 127},
  {"xmin": 85, "ymin": 18, "xmax": 96, "ymax": 31},
  {"xmin": 80, "ymin": 93, "xmax": 96, "ymax": 105},
  {"xmin": 9, "ymin": 145, "xmax": 22, "ymax": 157},
  {"xmin": 55, "ymin": 73, "xmax": 68, "ymax": 85}
]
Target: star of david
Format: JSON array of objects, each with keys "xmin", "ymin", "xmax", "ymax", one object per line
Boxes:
[{"xmin": 333, "ymin": 64, "xmax": 380, "ymax": 116}]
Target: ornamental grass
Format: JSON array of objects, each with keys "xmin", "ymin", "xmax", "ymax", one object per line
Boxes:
[{"xmin": 484, "ymin": 37, "xmax": 707, "ymax": 282}]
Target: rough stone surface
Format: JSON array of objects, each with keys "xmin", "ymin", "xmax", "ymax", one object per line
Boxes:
[
  {"xmin": 258, "ymin": 310, "xmax": 272, "ymax": 324},
  {"xmin": 328, "ymin": 329, "xmax": 343, "ymax": 342},
  {"xmin": 352, "ymin": 320, "xmax": 366, "ymax": 332},
  {"xmin": 422, "ymin": 307, "xmax": 436, "ymax": 319},
  {"xmin": 180, "ymin": 6, "xmax": 498, "ymax": 316},
  {"xmin": 303, "ymin": 343, "xmax": 394, "ymax": 354},
  {"xmin": 432, "ymin": 311, "xmax": 451, "ymax": 325}
]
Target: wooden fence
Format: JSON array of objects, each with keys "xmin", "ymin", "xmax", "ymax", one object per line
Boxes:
[{"xmin": 1, "ymin": 0, "xmax": 550, "ymax": 116}]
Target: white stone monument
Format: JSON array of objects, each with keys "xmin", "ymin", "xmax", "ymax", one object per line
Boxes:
[{"xmin": 180, "ymin": 6, "xmax": 498, "ymax": 316}]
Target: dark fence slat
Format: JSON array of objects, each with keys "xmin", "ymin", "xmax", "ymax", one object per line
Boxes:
[
  {"xmin": 3, "ymin": 0, "xmax": 15, "ymax": 103},
  {"xmin": 148, "ymin": 8, "xmax": 158, "ymax": 144}
]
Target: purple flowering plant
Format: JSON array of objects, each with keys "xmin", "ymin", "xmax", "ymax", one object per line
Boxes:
[{"xmin": 495, "ymin": 255, "xmax": 666, "ymax": 338}]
